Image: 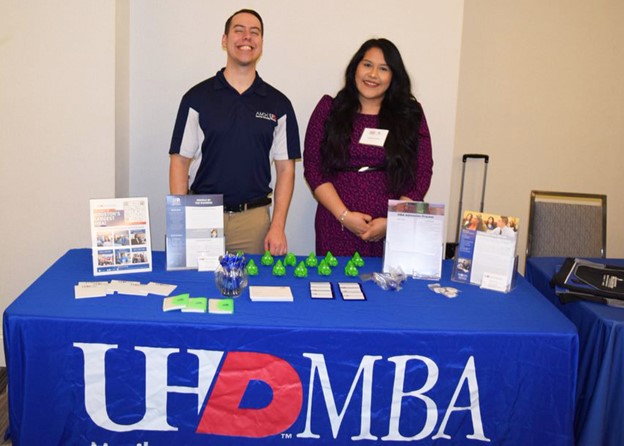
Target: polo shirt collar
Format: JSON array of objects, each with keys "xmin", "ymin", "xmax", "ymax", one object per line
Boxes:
[{"xmin": 215, "ymin": 68, "xmax": 267, "ymax": 96}]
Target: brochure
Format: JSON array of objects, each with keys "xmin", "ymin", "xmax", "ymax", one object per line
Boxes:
[
  {"xmin": 383, "ymin": 201, "xmax": 445, "ymax": 280},
  {"xmin": 90, "ymin": 197, "xmax": 152, "ymax": 276},
  {"xmin": 163, "ymin": 293, "xmax": 190, "ymax": 312},
  {"xmin": 166, "ymin": 195, "xmax": 224, "ymax": 271},
  {"xmin": 452, "ymin": 210, "xmax": 519, "ymax": 292},
  {"xmin": 208, "ymin": 298, "xmax": 234, "ymax": 314},
  {"xmin": 182, "ymin": 297, "xmax": 208, "ymax": 313}
]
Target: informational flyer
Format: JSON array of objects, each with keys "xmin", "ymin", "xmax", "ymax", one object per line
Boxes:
[
  {"xmin": 165, "ymin": 195, "xmax": 224, "ymax": 271},
  {"xmin": 90, "ymin": 197, "xmax": 152, "ymax": 276},
  {"xmin": 383, "ymin": 201, "xmax": 445, "ymax": 280},
  {"xmin": 452, "ymin": 210, "xmax": 519, "ymax": 292}
]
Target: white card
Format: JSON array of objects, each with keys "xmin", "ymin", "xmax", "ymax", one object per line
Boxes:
[
  {"xmin": 108, "ymin": 280, "xmax": 140, "ymax": 294},
  {"xmin": 480, "ymin": 272, "xmax": 510, "ymax": 293},
  {"xmin": 249, "ymin": 286, "xmax": 294, "ymax": 302},
  {"xmin": 339, "ymin": 282, "xmax": 366, "ymax": 300},
  {"xmin": 359, "ymin": 128, "xmax": 389, "ymax": 147},
  {"xmin": 310, "ymin": 282, "xmax": 334, "ymax": 299},
  {"xmin": 74, "ymin": 283, "xmax": 108, "ymax": 299},
  {"xmin": 143, "ymin": 282, "xmax": 178, "ymax": 296},
  {"xmin": 341, "ymin": 292, "xmax": 366, "ymax": 301},
  {"xmin": 113, "ymin": 281, "xmax": 149, "ymax": 296},
  {"xmin": 197, "ymin": 254, "xmax": 219, "ymax": 272}
]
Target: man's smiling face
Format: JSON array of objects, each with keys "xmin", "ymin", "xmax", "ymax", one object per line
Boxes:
[{"xmin": 222, "ymin": 12, "xmax": 263, "ymax": 68}]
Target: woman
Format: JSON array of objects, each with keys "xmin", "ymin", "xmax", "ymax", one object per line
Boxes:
[
  {"xmin": 303, "ymin": 38, "xmax": 433, "ymax": 257},
  {"xmin": 466, "ymin": 214, "xmax": 485, "ymax": 232}
]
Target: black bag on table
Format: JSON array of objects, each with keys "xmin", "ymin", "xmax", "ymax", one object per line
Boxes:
[{"xmin": 551, "ymin": 258, "xmax": 624, "ymax": 306}]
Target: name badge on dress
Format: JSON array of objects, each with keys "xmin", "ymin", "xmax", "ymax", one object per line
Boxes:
[{"xmin": 359, "ymin": 128, "xmax": 389, "ymax": 147}]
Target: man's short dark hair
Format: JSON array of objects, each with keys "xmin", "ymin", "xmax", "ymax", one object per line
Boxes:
[{"xmin": 224, "ymin": 9, "xmax": 264, "ymax": 36}]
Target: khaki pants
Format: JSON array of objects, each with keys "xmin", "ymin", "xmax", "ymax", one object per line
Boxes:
[{"xmin": 223, "ymin": 205, "xmax": 270, "ymax": 254}]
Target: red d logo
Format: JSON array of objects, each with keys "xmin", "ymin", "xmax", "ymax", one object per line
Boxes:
[{"xmin": 197, "ymin": 351, "xmax": 303, "ymax": 437}]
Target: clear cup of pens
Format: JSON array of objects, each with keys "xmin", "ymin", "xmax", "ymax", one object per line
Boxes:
[{"xmin": 215, "ymin": 252, "xmax": 248, "ymax": 297}]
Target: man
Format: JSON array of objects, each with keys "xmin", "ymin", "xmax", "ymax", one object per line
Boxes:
[
  {"xmin": 489, "ymin": 216, "xmax": 516, "ymax": 238},
  {"xmin": 169, "ymin": 9, "xmax": 300, "ymax": 255}
]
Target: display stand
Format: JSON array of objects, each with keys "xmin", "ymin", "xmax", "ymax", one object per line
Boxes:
[
  {"xmin": 383, "ymin": 200, "xmax": 445, "ymax": 280},
  {"xmin": 452, "ymin": 210, "xmax": 519, "ymax": 292},
  {"xmin": 89, "ymin": 197, "xmax": 152, "ymax": 276},
  {"xmin": 165, "ymin": 194, "xmax": 224, "ymax": 271}
]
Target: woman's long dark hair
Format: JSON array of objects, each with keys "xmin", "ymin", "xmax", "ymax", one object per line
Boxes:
[{"xmin": 320, "ymin": 38, "xmax": 423, "ymax": 196}]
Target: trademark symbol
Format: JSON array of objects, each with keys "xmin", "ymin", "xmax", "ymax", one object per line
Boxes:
[{"xmin": 281, "ymin": 433, "xmax": 293, "ymax": 439}]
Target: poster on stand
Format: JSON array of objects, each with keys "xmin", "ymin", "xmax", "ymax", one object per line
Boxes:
[
  {"xmin": 452, "ymin": 210, "xmax": 519, "ymax": 292},
  {"xmin": 383, "ymin": 201, "xmax": 445, "ymax": 280},
  {"xmin": 166, "ymin": 195, "xmax": 224, "ymax": 271},
  {"xmin": 90, "ymin": 197, "xmax": 152, "ymax": 276}
]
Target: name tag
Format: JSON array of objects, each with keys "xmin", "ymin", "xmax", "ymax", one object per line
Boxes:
[{"xmin": 359, "ymin": 128, "xmax": 389, "ymax": 147}]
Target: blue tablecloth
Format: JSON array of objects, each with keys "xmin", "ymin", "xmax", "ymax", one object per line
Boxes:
[
  {"xmin": 4, "ymin": 249, "xmax": 578, "ymax": 445},
  {"xmin": 525, "ymin": 257, "xmax": 624, "ymax": 446}
]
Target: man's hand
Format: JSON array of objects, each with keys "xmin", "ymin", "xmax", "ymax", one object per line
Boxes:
[{"xmin": 264, "ymin": 226, "xmax": 288, "ymax": 256}]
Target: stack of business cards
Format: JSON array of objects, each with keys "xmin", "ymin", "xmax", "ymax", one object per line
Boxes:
[
  {"xmin": 182, "ymin": 297, "xmax": 208, "ymax": 313},
  {"xmin": 249, "ymin": 286, "xmax": 294, "ymax": 302},
  {"xmin": 143, "ymin": 282, "xmax": 178, "ymax": 296},
  {"xmin": 338, "ymin": 282, "xmax": 366, "ymax": 301},
  {"xmin": 163, "ymin": 293, "xmax": 190, "ymax": 311},
  {"xmin": 310, "ymin": 282, "xmax": 334, "ymax": 299},
  {"xmin": 208, "ymin": 298, "xmax": 234, "ymax": 314},
  {"xmin": 74, "ymin": 280, "xmax": 177, "ymax": 299},
  {"xmin": 74, "ymin": 282, "xmax": 109, "ymax": 299},
  {"xmin": 108, "ymin": 280, "xmax": 149, "ymax": 296}
]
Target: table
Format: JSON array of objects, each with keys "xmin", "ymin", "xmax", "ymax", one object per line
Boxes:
[
  {"xmin": 4, "ymin": 249, "xmax": 578, "ymax": 445},
  {"xmin": 525, "ymin": 257, "xmax": 624, "ymax": 446}
]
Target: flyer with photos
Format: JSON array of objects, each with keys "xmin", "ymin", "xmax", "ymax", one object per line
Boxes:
[
  {"xmin": 383, "ymin": 201, "xmax": 445, "ymax": 280},
  {"xmin": 90, "ymin": 197, "xmax": 152, "ymax": 276},
  {"xmin": 452, "ymin": 210, "xmax": 519, "ymax": 292}
]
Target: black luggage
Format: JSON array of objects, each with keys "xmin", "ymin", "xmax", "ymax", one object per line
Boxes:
[{"xmin": 445, "ymin": 154, "xmax": 489, "ymax": 259}]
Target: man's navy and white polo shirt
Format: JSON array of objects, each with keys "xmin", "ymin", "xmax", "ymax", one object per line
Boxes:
[{"xmin": 169, "ymin": 68, "xmax": 301, "ymax": 207}]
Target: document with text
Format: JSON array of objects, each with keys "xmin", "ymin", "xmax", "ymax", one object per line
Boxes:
[{"xmin": 383, "ymin": 201, "xmax": 445, "ymax": 280}]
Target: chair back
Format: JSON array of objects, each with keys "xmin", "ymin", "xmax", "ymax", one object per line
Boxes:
[{"xmin": 526, "ymin": 190, "xmax": 607, "ymax": 258}]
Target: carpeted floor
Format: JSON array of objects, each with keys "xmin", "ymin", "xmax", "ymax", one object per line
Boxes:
[{"xmin": 0, "ymin": 367, "xmax": 10, "ymax": 445}]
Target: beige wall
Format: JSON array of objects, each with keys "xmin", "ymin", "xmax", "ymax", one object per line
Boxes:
[
  {"xmin": 0, "ymin": 1, "xmax": 117, "ymax": 364},
  {"xmin": 116, "ymin": 0, "xmax": 130, "ymax": 197},
  {"xmin": 451, "ymin": 0, "xmax": 624, "ymax": 269}
]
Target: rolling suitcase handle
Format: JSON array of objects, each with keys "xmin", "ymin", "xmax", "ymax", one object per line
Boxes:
[{"xmin": 454, "ymin": 154, "xmax": 490, "ymax": 245}]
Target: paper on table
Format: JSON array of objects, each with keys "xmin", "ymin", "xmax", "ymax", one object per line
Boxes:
[
  {"xmin": 181, "ymin": 297, "xmax": 207, "ymax": 313},
  {"xmin": 249, "ymin": 286, "xmax": 294, "ymax": 302},
  {"xmin": 74, "ymin": 283, "xmax": 108, "ymax": 299},
  {"xmin": 480, "ymin": 272, "xmax": 509, "ymax": 292},
  {"xmin": 208, "ymin": 298, "xmax": 234, "ymax": 314},
  {"xmin": 163, "ymin": 293, "xmax": 190, "ymax": 312},
  {"xmin": 338, "ymin": 282, "xmax": 366, "ymax": 301},
  {"xmin": 143, "ymin": 282, "xmax": 178, "ymax": 296},
  {"xmin": 114, "ymin": 282, "xmax": 149, "ymax": 296},
  {"xmin": 108, "ymin": 280, "xmax": 140, "ymax": 294},
  {"xmin": 310, "ymin": 282, "xmax": 334, "ymax": 299}
]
